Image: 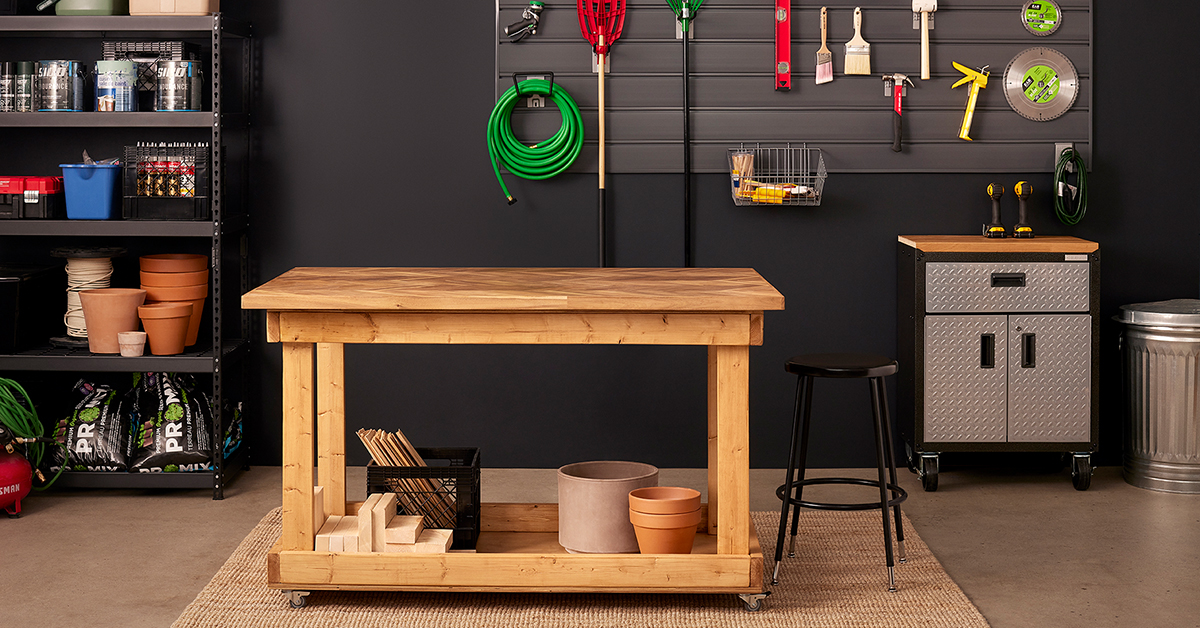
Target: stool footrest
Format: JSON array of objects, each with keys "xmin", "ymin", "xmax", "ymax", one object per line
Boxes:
[{"xmin": 775, "ymin": 477, "xmax": 908, "ymax": 511}]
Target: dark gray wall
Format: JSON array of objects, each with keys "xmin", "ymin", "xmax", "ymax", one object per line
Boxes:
[{"xmin": 232, "ymin": 1, "xmax": 1199, "ymax": 470}]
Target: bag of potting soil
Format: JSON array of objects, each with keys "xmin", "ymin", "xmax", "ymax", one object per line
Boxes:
[
  {"xmin": 128, "ymin": 372, "xmax": 214, "ymax": 473},
  {"xmin": 51, "ymin": 380, "xmax": 131, "ymax": 472}
]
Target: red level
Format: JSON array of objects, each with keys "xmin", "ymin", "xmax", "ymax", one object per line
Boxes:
[{"xmin": 775, "ymin": 0, "xmax": 790, "ymax": 91}]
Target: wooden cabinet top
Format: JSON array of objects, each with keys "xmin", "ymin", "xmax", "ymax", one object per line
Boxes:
[
  {"xmin": 242, "ymin": 267, "xmax": 786, "ymax": 312},
  {"xmin": 898, "ymin": 235, "xmax": 1098, "ymax": 253}
]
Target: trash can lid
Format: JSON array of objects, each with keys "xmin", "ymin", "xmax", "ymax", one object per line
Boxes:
[{"xmin": 1118, "ymin": 299, "xmax": 1200, "ymax": 328}]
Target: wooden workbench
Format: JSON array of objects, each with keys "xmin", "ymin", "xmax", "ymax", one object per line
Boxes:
[{"xmin": 242, "ymin": 267, "xmax": 785, "ymax": 605}]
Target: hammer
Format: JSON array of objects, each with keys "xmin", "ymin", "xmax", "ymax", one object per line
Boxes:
[
  {"xmin": 913, "ymin": 1, "xmax": 936, "ymax": 80},
  {"xmin": 883, "ymin": 73, "xmax": 914, "ymax": 152}
]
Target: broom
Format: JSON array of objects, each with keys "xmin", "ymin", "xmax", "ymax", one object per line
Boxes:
[
  {"xmin": 667, "ymin": 0, "xmax": 704, "ymax": 267},
  {"xmin": 577, "ymin": 0, "xmax": 627, "ymax": 267}
]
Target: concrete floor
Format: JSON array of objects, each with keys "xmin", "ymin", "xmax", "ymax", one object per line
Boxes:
[{"xmin": 5, "ymin": 465, "xmax": 1198, "ymax": 628}]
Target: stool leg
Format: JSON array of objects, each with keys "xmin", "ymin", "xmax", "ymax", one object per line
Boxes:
[
  {"xmin": 870, "ymin": 377, "xmax": 898, "ymax": 592},
  {"xmin": 876, "ymin": 376, "xmax": 906, "ymax": 563},
  {"xmin": 773, "ymin": 374, "xmax": 808, "ymax": 585},
  {"xmin": 788, "ymin": 375, "xmax": 815, "ymax": 557}
]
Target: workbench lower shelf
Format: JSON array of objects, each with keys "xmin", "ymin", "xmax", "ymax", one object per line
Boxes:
[{"xmin": 267, "ymin": 502, "xmax": 764, "ymax": 595}]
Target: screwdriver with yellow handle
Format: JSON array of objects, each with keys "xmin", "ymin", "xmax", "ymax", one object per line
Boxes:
[
  {"xmin": 952, "ymin": 62, "xmax": 989, "ymax": 141},
  {"xmin": 1013, "ymin": 180, "xmax": 1034, "ymax": 238}
]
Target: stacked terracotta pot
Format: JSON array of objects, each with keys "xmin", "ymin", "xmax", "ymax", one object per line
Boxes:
[
  {"xmin": 628, "ymin": 486, "xmax": 702, "ymax": 554},
  {"xmin": 138, "ymin": 254, "xmax": 208, "ymax": 355}
]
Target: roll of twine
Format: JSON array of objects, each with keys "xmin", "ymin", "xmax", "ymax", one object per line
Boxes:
[{"xmin": 63, "ymin": 257, "xmax": 114, "ymax": 337}]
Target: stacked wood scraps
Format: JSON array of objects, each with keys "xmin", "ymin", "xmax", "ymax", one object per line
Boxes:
[
  {"xmin": 355, "ymin": 428, "xmax": 457, "ymax": 529},
  {"xmin": 312, "ymin": 489, "xmax": 455, "ymax": 554}
]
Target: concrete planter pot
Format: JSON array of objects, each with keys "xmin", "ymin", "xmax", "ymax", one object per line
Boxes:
[{"xmin": 557, "ymin": 461, "xmax": 658, "ymax": 554}]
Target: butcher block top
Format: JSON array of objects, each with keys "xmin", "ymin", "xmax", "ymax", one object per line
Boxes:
[
  {"xmin": 242, "ymin": 267, "xmax": 786, "ymax": 313},
  {"xmin": 898, "ymin": 235, "xmax": 1098, "ymax": 253}
]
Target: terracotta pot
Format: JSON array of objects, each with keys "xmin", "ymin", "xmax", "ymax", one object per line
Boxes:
[
  {"xmin": 117, "ymin": 331, "xmax": 147, "ymax": 357},
  {"xmin": 139, "ymin": 269, "xmax": 209, "ymax": 287},
  {"xmin": 78, "ymin": 288, "xmax": 147, "ymax": 354},
  {"xmin": 557, "ymin": 461, "xmax": 658, "ymax": 554},
  {"xmin": 138, "ymin": 302, "xmax": 193, "ymax": 355},
  {"xmin": 139, "ymin": 254, "xmax": 208, "ymax": 273},
  {"xmin": 629, "ymin": 486, "xmax": 701, "ymax": 515},
  {"xmin": 629, "ymin": 507, "xmax": 702, "ymax": 554},
  {"xmin": 146, "ymin": 297, "xmax": 205, "ymax": 347},
  {"xmin": 143, "ymin": 283, "xmax": 208, "ymax": 302}
]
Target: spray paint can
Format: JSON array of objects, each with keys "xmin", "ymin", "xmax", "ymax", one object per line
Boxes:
[
  {"xmin": 0, "ymin": 62, "xmax": 15, "ymax": 113},
  {"xmin": 14, "ymin": 61, "xmax": 36, "ymax": 112},
  {"xmin": 94, "ymin": 60, "xmax": 137, "ymax": 112},
  {"xmin": 155, "ymin": 60, "xmax": 201, "ymax": 112},
  {"xmin": 38, "ymin": 60, "xmax": 84, "ymax": 112}
]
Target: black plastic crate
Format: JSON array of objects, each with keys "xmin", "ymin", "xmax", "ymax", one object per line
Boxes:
[
  {"xmin": 102, "ymin": 40, "xmax": 201, "ymax": 111},
  {"xmin": 366, "ymin": 447, "xmax": 480, "ymax": 550},
  {"xmin": 122, "ymin": 143, "xmax": 210, "ymax": 220}
]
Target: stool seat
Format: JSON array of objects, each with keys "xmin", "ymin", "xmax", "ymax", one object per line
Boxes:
[{"xmin": 785, "ymin": 353, "xmax": 898, "ymax": 378}]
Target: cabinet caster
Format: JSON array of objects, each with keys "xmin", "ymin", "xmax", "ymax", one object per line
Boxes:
[
  {"xmin": 738, "ymin": 591, "xmax": 770, "ymax": 612},
  {"xmin": 904, "ymin": 443, "xmax": 918, "ymax": 474},
  {"xmin": 1070, "ymin": 454, "xmax": 1092, "ymax": 491},
  {"xmin": 920, "ymin": 454, "xmax": 939, "ymax": 492},
  {"xmin": 285, "ymin": 590, "xmax": 310, "ymax": 608}
]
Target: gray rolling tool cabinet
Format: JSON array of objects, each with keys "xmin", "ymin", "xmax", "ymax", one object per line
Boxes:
[{"xmin": 896, "ymin": 236, "xmax": 1100, "ymax": 491}]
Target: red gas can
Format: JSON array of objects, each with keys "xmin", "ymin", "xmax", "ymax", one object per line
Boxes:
[{"xmin": 0, "ymin": 449, "xmax": 33, "ymax": 517}]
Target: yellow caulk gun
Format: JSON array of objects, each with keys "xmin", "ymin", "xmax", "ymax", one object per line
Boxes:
[{"xmin": 951, "ymin": 62, "xmax": 988, "ymax": 141}]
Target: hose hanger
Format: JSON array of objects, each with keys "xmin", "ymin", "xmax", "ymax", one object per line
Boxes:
[{"xmin": 488, "ymin": 73, "xmax": 584, "ymax": 205}]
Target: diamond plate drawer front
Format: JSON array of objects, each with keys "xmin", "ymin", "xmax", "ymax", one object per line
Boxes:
[
  {"xmin": 926, "ymin": 262, "xmax": 1089, "ymax": 313},
  {"xmin": 924, "ymin": 315, "xmax": 1008, "ymax": 443},
  {"xmin": 1008, "ymin": 315, "xmax": 1091, "ymax": 442}
]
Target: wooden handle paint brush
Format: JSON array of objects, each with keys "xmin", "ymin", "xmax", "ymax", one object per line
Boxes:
[{"xmin": 844, "ymin": 7, "xmax": 871, "ymax": 75}]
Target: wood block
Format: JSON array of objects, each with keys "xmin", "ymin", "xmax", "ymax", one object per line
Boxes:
[
  {"xmin": 312, "ymin": 486, "xmax": 326, "ymax": 548},
  {"xmin": 384, "ymin": 515, "xmax": 424, "ymax": 545},
  {"xmin": 385, "ymin": 528, "xmax": 453, "ymax": 554},
  {"xmin": 371, "ymin": 493, "xmax": 398, "ymax": 553},
  {"xmin": 357, "ymin": 494, "xmax": 382, "ymax": 553},
  {"xmin": 315, "ymin": 515, "xmax": 342, "ymax": 552},
  {"xmin": 334, "ymin": 514, "xmax": 360, "ymax": 552}
]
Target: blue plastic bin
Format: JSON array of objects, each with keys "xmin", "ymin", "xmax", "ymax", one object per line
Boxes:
[{"xmin": 60, "ymin": 164, "xmax": 122, "ymax": 220}]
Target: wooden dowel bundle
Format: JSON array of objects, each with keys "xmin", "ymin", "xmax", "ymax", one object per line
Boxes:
[{"xmin": 356, "ymin": 428, "xmax": 457, "ymax": 529}]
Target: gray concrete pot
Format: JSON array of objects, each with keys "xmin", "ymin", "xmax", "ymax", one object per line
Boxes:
[{"xmin": 558, "ymin": 461, "xmax": 659, "ymax": 554}]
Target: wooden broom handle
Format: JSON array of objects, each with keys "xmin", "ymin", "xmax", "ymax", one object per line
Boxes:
[
  {"xmin": 598, "ymin": 36, "xmax": 606, "ymax": 190},
  {"xmin": 920, "ymin": 13, "xmax": 930, "ymax": 80}
]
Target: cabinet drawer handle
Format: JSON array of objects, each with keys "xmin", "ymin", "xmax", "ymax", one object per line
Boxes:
[
  {"xmin": 1022, "ymin": 333, "xmax": 1036, "ymax": 368},
  {"xmin": 991, "ymin": 272, "xmax": 1026, "ymax": 288},
  {"xmin": 980, "ymin": 333, "xmax": 995, "ymax": 369}
]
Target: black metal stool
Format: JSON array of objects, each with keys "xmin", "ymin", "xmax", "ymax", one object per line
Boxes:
[{"xmin": 773, "ymin": 353, "xmax": 908, "ymax": 591}]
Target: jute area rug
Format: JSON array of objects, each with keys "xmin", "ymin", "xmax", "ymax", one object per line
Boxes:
[{"xmin": 172, "ymin": 508, "xmax": 990, "ymax": 628}]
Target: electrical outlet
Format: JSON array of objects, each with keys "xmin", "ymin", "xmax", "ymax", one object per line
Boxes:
[{"xmin": 1055, "ymin": 142, "xmax": 1075, "ymax": 172}]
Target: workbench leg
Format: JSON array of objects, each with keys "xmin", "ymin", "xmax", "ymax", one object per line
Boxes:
[
  {"xmin": 317, "ymin": 343, "xmax": 346, "ymax": 516},
  {"xmin": 707, "ymin": 345, "xmax": 719, "ymax": 537},
  {"xmin": 282, "ymin": 342, "xmax": 315, "ymax": 551},
  {"xmin": 713, "ymin": 344, "xmax": 750, "ymax": 555}
]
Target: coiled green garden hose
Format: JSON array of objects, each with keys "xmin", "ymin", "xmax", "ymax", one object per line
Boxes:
[
  {"xmin": 1054, "ymin": 147, "xmax": 1089, "ymax": 225},
  {"xmin": 0, "ymin": 377, "xmax": 64, "ymax": 490},
  {"xmin": 487, "ymin": 78, "xmax": 584, "ymax": 204}
]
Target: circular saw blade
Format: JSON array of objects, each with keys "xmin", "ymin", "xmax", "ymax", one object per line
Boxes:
[
  {"xmin": 1003, "ymin": 46, "xmax": 1078, "ymax": 121},
  {"xmin": 1021, "ymin": 1, "xmax": 1062, "ymax": 36}
]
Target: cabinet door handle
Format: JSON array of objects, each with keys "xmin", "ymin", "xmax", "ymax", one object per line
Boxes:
[
  {"xmin": 991, "ymin": 272, "xmax": 1026, "ymax": 288},
  {"xmin": 1021, "ymin": 333, "xmax": 1036, "ymax": 368},
  {"xmin": 980, "ymin": 333, "xmax": 995, "ymax": 369}
]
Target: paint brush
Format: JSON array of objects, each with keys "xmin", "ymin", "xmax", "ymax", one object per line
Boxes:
[
  {"xmin": 844, "ymin": 7, "xmax": 871, "ymax": 76},
  {"xmin": 815, "ymin": 7, "xmax": 833, "ymax": 84}
]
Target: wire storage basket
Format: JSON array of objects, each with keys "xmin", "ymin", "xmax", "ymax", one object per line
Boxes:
[{"xmin": 728, "ymin": 144, "xmax": 826, "ymax": 206}]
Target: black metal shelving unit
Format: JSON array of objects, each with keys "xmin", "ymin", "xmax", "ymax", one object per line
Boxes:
[{"xmin": 0, "ymin": 14, "xmax": 253, "ymax": 499}]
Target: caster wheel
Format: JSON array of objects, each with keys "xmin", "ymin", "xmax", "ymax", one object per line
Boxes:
[
  {"xmin": 744, "ymin": 598, "xmax": 762, "ymax": 612},
  {"xmin": 904, "ymin": 443, "xmax": 918, "ymax": 474},
  {"xmin": 1071, "ymin": 455, "xmax": 1092, "ymax": 491},
  {"xmin": 920, "ymin": 455, "xmax": 939, "ymax": 492},
  {"xmin": 286, "ymin": 590, "xmax": 310, "ymax": 608},
  {"xmin": 738, "ymin": 592, "xmax": 770, "ymax": 612}
]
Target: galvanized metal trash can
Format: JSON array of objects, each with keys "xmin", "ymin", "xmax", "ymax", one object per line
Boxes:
[{"xmin": 1118, "ymin": 299, "xmax": 1200, "ymax": 493}]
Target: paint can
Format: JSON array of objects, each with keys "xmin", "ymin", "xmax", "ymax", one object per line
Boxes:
[
  {"xmin": 155, "ymin": 60, "xmax": 201, "ymax": 112},
  {"xmin": 38, "ymin": 60, "xmax": 84, "ymax": 112},
  {"xmin": 0, "ymin": 62, "xmax": 15, "ymax": 112},
  {"xmin": 14, "ymin": 61, "xmax": 37, "ymax": 112},
  {"xmin": 94, "ymin": 60, "xmax": 137, "ymax": 112}
]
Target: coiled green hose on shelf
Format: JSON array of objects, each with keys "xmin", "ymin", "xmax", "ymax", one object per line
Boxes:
[
  {"xmin": 0, "ymin": 377, "xmax": 64, "ymax": 490},
  {"xmin": 487, "ymin": 78, "xmax": 584, "ymax": 204}
]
